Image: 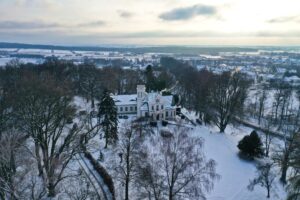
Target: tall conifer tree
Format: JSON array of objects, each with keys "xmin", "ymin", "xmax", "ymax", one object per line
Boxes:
[{"xmin": 98, "ymin": 90, "xmax": 118, "ymax": 148}]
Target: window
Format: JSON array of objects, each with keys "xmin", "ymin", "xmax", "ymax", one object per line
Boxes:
[
  {"xmin": 166, "ymin": 111, "xmax": 169, "ymax": 117},
  {"xmin": 120, "ymin": 107, "xmax": 123, "ymax": 112},
  {"xmin": 125, "ymin": 107, "xmax": 128, "ymax": 112},
  {"xmin": 161, "ymin": 114, "xmax": 164, "ymax": 119},
  {"xmin": 161, "ymin": 105, "xmax": 163, "ymax": 110},
  {"xmin": 130, "ymin": 107, "xmax": 133, "ymax": 111},
  {"xmin": 152, "ymin": 106, "xmax": 154, "ymax": 111},
  {"xmin": 145, "ymin": 112, "xmax": 149, "ymax": 117},
  {"xmin": 156, "ymin": 105, "xmax": 159, "ymax": 111},
  {"xmin": 135, "ymin": 106, "xmax": 137, "ymax": 111}
]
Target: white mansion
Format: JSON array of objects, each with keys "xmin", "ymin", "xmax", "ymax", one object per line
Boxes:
[{"xmin": 112, "ymin": 85, "xmax": 176, "ymax": 121}]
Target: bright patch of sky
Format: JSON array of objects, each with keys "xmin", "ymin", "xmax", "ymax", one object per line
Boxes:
[{"xmin": 0, "ymin": 0, "xmax": 299, "ymax": 45}]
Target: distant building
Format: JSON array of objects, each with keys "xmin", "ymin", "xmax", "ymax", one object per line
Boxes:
[{"xmin": 112, "ymin": 85, "xmax": 176, "ymax": 121}]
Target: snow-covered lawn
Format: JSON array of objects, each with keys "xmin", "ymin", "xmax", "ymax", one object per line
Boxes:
[{"xmin": 194, "ymin": 125, "xmax": 286, "ymax": 200}]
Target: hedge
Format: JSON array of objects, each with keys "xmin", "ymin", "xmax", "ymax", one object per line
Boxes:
[{"xmin": 84, "ymin": 151, "xmax": 115, "ymax": 200}]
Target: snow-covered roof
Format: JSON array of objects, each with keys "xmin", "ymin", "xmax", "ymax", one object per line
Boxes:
[
  {"xmin": 146, "ymin": 92, "xmax": 160, "ymax": 103},
  {"xmin": 162, "ymin": 95, "xmax": 174, "ymax": 109},
  {"xmin": 140, "ymin": 102, "xmax": 149, "ymax": 111},
  {"xmin": 111, "ymin": 92, "xmax": 174, "ymax": 110},
  {"xmin": 111, "ymin": 94, "xmax": 137, "ymax": 106},
  {"xmin": 284, "ymin": 75, "xmax": 300, "ymax": 82}
]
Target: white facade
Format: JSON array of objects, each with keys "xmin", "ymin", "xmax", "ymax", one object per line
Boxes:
[{"xmin": 112, "ymin": 85, "xmax": 176, "ymax": 121}]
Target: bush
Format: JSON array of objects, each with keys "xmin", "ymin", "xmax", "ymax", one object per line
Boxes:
[
  {"xmin": 160, "ymin": 129, "xmax": 173, "ymax": 138},
  {"xmin": 79, "ymin": 110, "xmax": 88, "ymax": 116},
  {"xmin": 98, "ymin": 151, "xmax": 104, "ymax": 162},
  {"xmin": 162, "ymin": 120, "xmax": 168, "ymax": 126},
  {"xmin": 203, "ymin": 113, "xmax": 213, "ymax": 125},
  {"xmin": 84, "ymin": 151, "xmax": 115, "ymax": 198},
  {"xmin": 196, "ymin": 118, "xmax": 202, "ymax": 125},
  {"xmin": 150, "ymin": 121, "xmax": 157, "ymax": 127},
  {"xmin": 66, "ymin": 117, "xmax": 73, "ymax": 124},
  {"xmin": 90, "ymin": 110, "xmax": 98, "ymax": 118},
  {"xmin": 237, "ymin": 130, "xmax": 263, "ymax": 158}
]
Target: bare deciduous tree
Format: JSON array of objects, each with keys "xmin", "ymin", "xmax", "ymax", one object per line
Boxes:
[
  {"xmin": 14, "ymin": 74, "xmax": 99, "ymax": 197},
  {"xmin": 273, "ymin": 110, "xmax": 300, "ymax": 184},
  {"xmin": 248, "ymin": 161, "xmax": 276, "ymax": 198},
  {"xmin": 78, "ymin": 64, "xmax": 101, "ymax": 109},
  {"xmin": 261, "ymin": 117, "xmax": 274, "ymax": 157},
  {"xmin": 210, "ymin": 72, "xmax": 249, "ymax": 132},
  {"xmin": 287, "ymin": 133, "xmax": 300, "ymax": 200},
  {"xmin": 137, "ymin": 127, "xmax": 219, "ymax": 200},
  {"xmin": 115, "ymin": 122, "xmax": 141, "ymax": 200},
  {"xmin": 257, "ymin": 86, "xmax": 268, "ymax": 125}
]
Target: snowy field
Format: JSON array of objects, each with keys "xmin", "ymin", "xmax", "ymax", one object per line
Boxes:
[{"xmin": 0, "ymin": 57, "xmax": 44, "ymax": 66}]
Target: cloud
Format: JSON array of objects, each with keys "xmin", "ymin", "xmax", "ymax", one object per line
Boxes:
[
  {"xmin": 118, "ymin": 10, "xmax": 133, "ymax": 18},
  {"xmin": 255, "ymin": 31, "xmax": 300, "ymax": 37},
  {"xmin": 267, "ymin": 16, "xmax": 300, "ymax": 23},
  {"xmin": 0, "ymin": 19, "xmax": 106, "ymax": 31},
  {"xmin": 14, "ymin": 0, "xmax": 58, "ymax": 10},
  {"xmin": 117, "ymin": 31, "xmax": 222, "ymax": 38},
  {"xmin": 0, "ymin": 20, "xmax": 60, "ymax": 29},
  {"xmin": 1, "ymin": 29, "xmax": 300, "ymax": 46},
  {"xmin": 159, "ymin": 4, "xmax": 217, "ymax": 21},
  {"xmin": 78, "ymin": 20, "xmax": 105, "ymax": 27}
]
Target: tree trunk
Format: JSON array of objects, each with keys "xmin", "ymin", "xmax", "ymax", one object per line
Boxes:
[
  {"xmin": 10, "ymin": 150, "xmax": 16, "ymax": 173},
  {"xmin": 35, "ymin": 142, "xmax": 43, "ymax": 176},
  {"xmin": 267, "ymin": 187, "xmax": 270, "ymax": 198},
  {"xmin": 91, "ymin": 94, "xmax": 95, "ymax": 109},
  {"xmin": 91, "ymin": 99, "xmax": 95, "ymax": 109},
  {"xmin": 125, "ymin": 177, "xmax": 129, "ymax": 200},
  {"xmin": 219, "ymin": 123, "xmax": 226, "ymax": 133},
  {"xmin": 125, "ymin": 142, "xmax": 130, "ymax": 200},
  {"xmin": 265, "ymin": 148, "xmax": 269, "ymax": 157},
  {"xmin": 104, "ymin": 127, "xmax": 108, "ymax": 148},
  {"xmin": 47, "ymin": 182, "xmax": 56, "ymax": 197},
  {"xmin": 280, "ymin": 152, "xmax": 290, "ymax": 184},
  {"xmin": 280, "ymin": 164, "xmax": 288, "ymax": 184},
  {"xmin": 168, "ymin": 186, "xmax": 173, "ymax": 200},
  {"xmin": 169, "ymin": 190, "xmax": 173, "ymax": 200},
  {"xmin": 105, "ymin": 138, "xmax": 108, "ymax": 148}
]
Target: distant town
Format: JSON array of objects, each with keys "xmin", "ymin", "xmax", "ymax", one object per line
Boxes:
[{"xmin": 1, "ymin": 43, "xmax": 300, "ymax": 87}]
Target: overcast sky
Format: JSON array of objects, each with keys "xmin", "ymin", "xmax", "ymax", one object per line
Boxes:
[{"xmin": 0, "ymin": 0, "xmax": 299, "ymax": 46}]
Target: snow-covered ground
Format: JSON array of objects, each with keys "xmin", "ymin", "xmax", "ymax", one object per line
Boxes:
[
  {"xmin": 195, "ymin": 125, "xmax": 286, "ymax": 200},
  {"xmin": 92, "ymin": 123, "xmax": 286, "ymax": 200},
  {"xmin": 74, "ymin": 96, "xmax": 287, "ymax": 200},
  {"xmin": 0, "ymin": 57, "xmax": 44, "ymax": 66}
]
